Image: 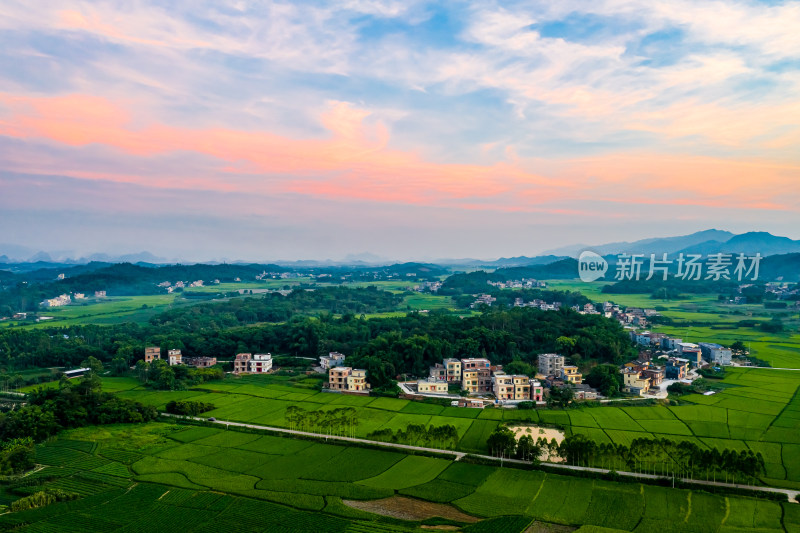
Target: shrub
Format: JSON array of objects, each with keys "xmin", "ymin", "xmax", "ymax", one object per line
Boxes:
[
  {"xmin": 10, "ymin": 488, "xmax": 79, "ymax": 511},
  {"xmin": 165, "ymin": 400, "xmax": 216, "ymax": 416}
]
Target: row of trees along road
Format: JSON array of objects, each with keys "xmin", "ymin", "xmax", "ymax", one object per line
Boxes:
[{"xmin": 486, "ymin": 429, "xmax": 766, "ymax": 484}]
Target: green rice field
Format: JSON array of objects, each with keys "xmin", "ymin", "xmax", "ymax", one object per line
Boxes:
[{"xmin": 1, "ymin": 422, "xmax": 797, "ymax": 533}]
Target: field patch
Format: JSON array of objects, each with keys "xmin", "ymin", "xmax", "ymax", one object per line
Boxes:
[
  {"xmin": 357, "ymin": 455, "xmax": 452, "ymax": 490},
  {"xmin": 343, "ymin": 495, "xmax": 479, "ymax": 523}
]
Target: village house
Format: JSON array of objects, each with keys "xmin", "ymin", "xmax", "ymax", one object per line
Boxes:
[
  {"xmin": 676, "ymin": 343, "xmax": 702, "ymax": 367},
  {"xmin": 233, "ymin": 353, "xmax": 273, "ymax": 374},
  {"xmin": 443, "ymin": 358, "xmax": 462, "ymax": 382},
  {"xmin": 145, "ymin": 346, "xmax": 161, "ymax": 363},
  {"xmin": 561, "ymin": 365, "xmax": 582, "ymax": 384},
  {"xmin": 327, "ymin": 367, "xmax": 370, "ymax": 392},
  {"xmin": 320, "ymin": 352, "xmax": 346, "ymax": 370},
  {"xmin": 492, "ymin": 372, "xmax": 543, "ymax": 401},
  {"xmin": 665, "ymin": 357, "xmax": 690, "ymax": 379},
  {"xmin": 429, "ymin": 363, "xmax": 446, "ymax": 381},
  {"xmin": 461, "ymin": 358, "xmax": 492, "ymax": 394},
  {"xmin": 699, "ymin": 343, "xmax": 732, "ymax": 366},
  {"xmin": 417, "ymin": 378, "xmax": 449, "ymax": 394},
  {"xmin": 574, "ymin": 384, "xmax": 599, "ymax": 400},
  {"xmin": 184, "ymin": 356, "xmax": 217, "ymax": 368},
  {"xmin": 538, "ymin": 353, "xmax": 565, "ymax": 377},
  {"xmin": 639, "ymin": 365, "xmax": 664, "ymax": 386},
  {"xmin": 168, "ymin": 349, "xmax": 182, "ymax": 366},
  {"xmin": 621, "ymin": 367, "xmax": 651, "ymax": 396}
]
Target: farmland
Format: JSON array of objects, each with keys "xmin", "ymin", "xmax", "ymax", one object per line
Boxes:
[
  {"xmin": 1, "ymin": 422, "xmax": 797, "ymax": 532},
  {"xmin": 101, "ymin": 365, "xmax": 800, "ymax": 489}
]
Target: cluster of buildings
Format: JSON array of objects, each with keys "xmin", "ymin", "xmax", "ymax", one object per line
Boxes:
[
  {"xmin": 514, "ymin": 298, "xmax": 562, "ymax": 311},
  {"xmin": 158, "ymin": 280, "xmax": 216, "ymax": 293},
  {"xmin": 422, "ymin": 357, "xmax": 545, "ymax": 402},
  {"xmin": 621, "ymin": 361, "xmax": 666, "ymax": 395},
  {"xmin": 470, "ymin": 294, "xmax": 496, "ymax": 308},
  {"xmin": 233, "ymin": 353, "xmax": 273, "ymax": 374},
  {"xmin": 144, "ymin": 346, "xmax": 218, "ymax": 368},
  {"xmin": 487, "ymin": 279, "xmax": 547, "ymax": 289},
  {"xmin": 256, "ymin": 271, "xmax": 296, "ymax": 280},
  {"xmin": 40, "ymin": 294, "xmax": 72, "ymax": 307},
  {"xmin": 39, "ymin": 290, "xmax": 107, "ymax": 307},
  {"xmin": 414, "ymin": 281, "xmax": 443, "ymax": 293},
  {"xmin": 630, "ymin": 331, "xmax": 732, "ymax": 366}
]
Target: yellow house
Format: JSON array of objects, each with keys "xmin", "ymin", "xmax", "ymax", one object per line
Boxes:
[
  {"xmin": 493, "ymin": 373, "xmax": 533, "ymax": 400},
  {"xmin": 417, "ymin": 378, "xmax": 449, "ymax": 394},
  {"xmin": 561, "ymin": 365, "xmax": 582, "ymax": 384},
  {"xmin": 492, "ymin": 372, "xmax": 514, "ymax": 399},
  {"xmin": 512, "ymin": 375, "xmax": 531, "ymax": 400},
  {"xmin": 444, "ymin": 358, "xmax": 462, "ymax": 383},
  {"xmin": 346, "ymin": 369, "xmax": 370, "ymax": 392},
  {"xmin": 621, "ymin": 368, "xmax": 650, "ymax": 396},
  {"xmin": 462, "ymin": 369, "xmax": 479, "ymax": 394}
]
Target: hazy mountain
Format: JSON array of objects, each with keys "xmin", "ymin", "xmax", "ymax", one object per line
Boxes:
[
  {"xmin": 0, "ymin": 243, "xmax": 37, "ymax": 262},
  {"xmin": 342, "ymin": 252, "xmax": 391, "ymax": 264},
  {"xmin": 678, "ymin": 232, "xmax": 800, "ymax": 257},
  {"xmin": 540, "ymin": 229, "xmax": 800, "ymax": 258}
]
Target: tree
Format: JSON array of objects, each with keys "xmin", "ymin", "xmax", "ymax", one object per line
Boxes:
[
  {"xmin": 81, "ymin": 356, "xmax": 104, "ymax": 374},
  {"xmin": 547, "ymin": 385, "xmax": 575, "ymax": 408},
  {"xmin": 556, "ymin": 336, "xmax": 576, "ymax": 355},
  {"xmin": 559, "ymin": 434, "xmax": 597, "ymax": 466},
  {"xmin": 487, "ymin": 426, "xmax": 517, "ymax": 458},
  {"xmin": 504, "ymin": 359, "xmax": 536, "ymax": 377},
  {"xmin": 111, "ymin": 356, "xmax": 128, "ymax": 376},
  {"xmin": 585, "ymin": 364, "xmax": 623, "ymax": 397},
  {"xmin": 516, "ymin": 435, "xmax": 540, "ymax": 463}
]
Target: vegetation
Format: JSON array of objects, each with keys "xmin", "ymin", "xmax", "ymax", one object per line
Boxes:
[
  {"xmin": 0, "ymin": 367, "xmax": 157, "ymax": 444},
  {"xmin": 0, "ymin": 306, "xmax": 636, "ymax": 390},
  {"xmin": 584, "ymin": 364, "xmax": 624, "ymax": 397},
  {"xmin": 151, "ymin": 286, "xmax": 405, "ymax": 329},
  {"xmin": 367, "ymin": 424, "xmax": 459, "ymax": 449},
  {"xmin": 0, "ymin": 437, "xmax": 35, "ymax": 475},
  {"xmin": 165, "ymin": 400, "xmax": 216, "ymax": 416},
  {"xmin": 557, "ymin": 434, "xmax": 766, "ymax": 484},
  {"xmin": 547, "ymin": 385, "xmax": 576, "ymax": 408},
  {"xmin": 135, "ymin": 359, "xmax": 224, "ymax": 390}
]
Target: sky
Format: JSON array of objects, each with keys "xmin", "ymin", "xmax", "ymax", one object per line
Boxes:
[{"xmin": 1, "ymin": 0, "xmax": 799, "ymax": 262}]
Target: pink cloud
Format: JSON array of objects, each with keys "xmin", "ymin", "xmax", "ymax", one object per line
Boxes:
[{"xmin": 1, "ymin": 92, "xmax": 797, "ymax": 214}]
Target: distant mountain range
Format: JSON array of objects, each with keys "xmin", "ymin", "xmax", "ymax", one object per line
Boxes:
[
  {"xmin": 542, "ymin": 230, "xmax": 800, "ymax": 259},
  {"xmin": 3, "ymin": 230, "xmax": 799, "ymax": 270},
  {"xmin": 0, "ymin": 246, "xmax": 167, "ymax": 265}
]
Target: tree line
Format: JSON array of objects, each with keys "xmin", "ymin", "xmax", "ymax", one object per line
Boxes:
[
  {"xmin": 486, "ymin": 429, "xmax": 766, "ymax": 484},
  {"xmin": 285, "ymin": 406, "xmax": 360, "ymax": 438},
  {"xmin": 367, "ymin": 424, "xmax": 459, "ymax": 449}
]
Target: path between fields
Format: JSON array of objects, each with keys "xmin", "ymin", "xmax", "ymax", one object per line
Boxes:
[{"xmin": 162, "ymin": 414, "xmax": 800, "ymax": 503}]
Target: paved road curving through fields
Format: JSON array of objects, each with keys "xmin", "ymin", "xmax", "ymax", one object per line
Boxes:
[{"xmin": 161, "ymin": 413, "xmax": 800, "ymax": 503}]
